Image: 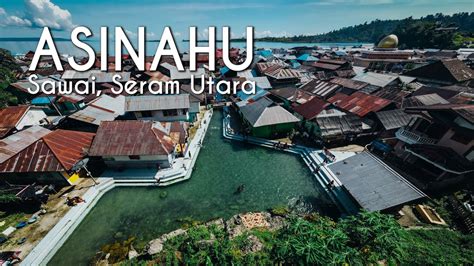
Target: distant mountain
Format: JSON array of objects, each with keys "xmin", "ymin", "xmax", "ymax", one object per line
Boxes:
[{"xmin": 232, "ymin": 12, "xmax": 474, "ymax": 49}]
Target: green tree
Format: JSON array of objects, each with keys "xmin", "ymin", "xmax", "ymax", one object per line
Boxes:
[
  {"xmin": 0, "ymin": 48, "xmax": 20, "ymax": 107},
  {"xmin": 338, "ymin": 210, "xmax": 407, "ymax": 264},
  {"xmin": 273, "ymin": 215, "xmax": 352, "ymax": 264}
]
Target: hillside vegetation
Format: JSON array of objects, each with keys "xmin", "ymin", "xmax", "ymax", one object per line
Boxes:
[
  {"xmin": 0, "ymin": 48, "xmax": 20, "ymax": 107},
  {"xmin": 234, "ymin": 12, "xmax": 474, "ymax": 49}
]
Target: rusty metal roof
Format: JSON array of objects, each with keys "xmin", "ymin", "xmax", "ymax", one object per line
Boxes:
[
  {"xmin": 328, "ymin": 92, "xmax": 392, "ymax": 117},
  {"xmin": 312, "ymin": 62, "xmax": 341, "ymax": 71},
  {"xmin": 89, "ymin": 120, "xmax": 175, "ymax": 156},
  {"xmin": 0, "ymin": 129, "xmax": 94, "ymax": 173},
  {"xmin": 43, "ymin": 130, "xmax": 95, "ymax": 170},
  {"xmin": 293, "ymin": 97, "xmax": 330, "ymax": 120},
  {"xmin": 0, "ymin": 106, "xmax": 30, "ymax": 137}
]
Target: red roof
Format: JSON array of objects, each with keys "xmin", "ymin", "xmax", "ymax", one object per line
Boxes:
[
  {"xmin": 293, "ymin": 97, "xmax": 330, "ymax": 120},
  {"xmin": 328, "ymin": 92, "xmax": 392, "ymax": 117},
  {"xmin": 0, "ymin": 106, "xmax": 30, "ymax": 137},
  {"xmin": 0, "ymin": 129, "xmax": 95, "ymax": 173},
  {"xmin": 43, "ymin": 130, "xmax": 95, "ymax": 170},
  {"xmin": 89, "ymin": 121, "xmax": 175, "ymax": 157}
]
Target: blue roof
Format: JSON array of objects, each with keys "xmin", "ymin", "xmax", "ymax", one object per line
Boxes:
[
  {"xmin": 31, "ymin": 96, "xmax": 55, "ymax": 105},
  {"xmin": 220, "ymin": 66, "xmax": 230, "ymax": 75},
  {"xmin": 290, "ymin": 60, "xmax": 301, "ymax": 69},
  {"xmin": 297, "ymin": 54, "xmax": 318, "ymax": 62},
  {"xmin": 237, "ymin": 86, "xmax": 266, "ymax": 101},
  {"xmin": 258, "ymin": 50, "xmax": 273, "ymax": 58}
]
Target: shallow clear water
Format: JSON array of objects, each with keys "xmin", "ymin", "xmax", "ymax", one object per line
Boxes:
[{"xmin": 49, "ymin": 111, "xmax": 334, "ymax": 265}]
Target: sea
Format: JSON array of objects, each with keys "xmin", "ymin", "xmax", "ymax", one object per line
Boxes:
[{"xmin": 0, "ymin": 39, "xmax": 372, "ymax": 57}]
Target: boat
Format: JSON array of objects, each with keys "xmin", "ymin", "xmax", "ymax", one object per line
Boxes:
[{"xmin": 15, "ymin": 222, "xmax": 27, "ymax": 229}]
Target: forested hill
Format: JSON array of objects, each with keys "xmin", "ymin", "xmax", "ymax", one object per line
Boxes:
[{"xmin": 234, "ymin": 12, "xmax": 474, "ymax": 48}]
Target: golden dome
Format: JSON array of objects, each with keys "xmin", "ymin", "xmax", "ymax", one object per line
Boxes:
[{"xmin": 377, "ymin": 34, "xmax": 398, "ymax": 49}]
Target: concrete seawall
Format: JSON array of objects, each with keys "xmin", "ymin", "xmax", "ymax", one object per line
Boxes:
[{"xmin": 22, "ymin": 110, "xmax": 214, "ymax": 265}]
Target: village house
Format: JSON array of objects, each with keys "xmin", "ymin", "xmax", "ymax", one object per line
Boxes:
[
  {"xmin": 158, "ymin": 62, "xmax": 205, "ymax": 84},
  {"xmin": 60, "ymin": 94, "xmax": 125, "ymax": 132},
  {"xmin": 7, "ymin": 76, "xmax": 58, "ymax": 103},
  {"xmin": 404, "ymin": 59, "xmax": 473, "ymax": 86},
  {"xmin": 393, "ymin": 104, "xmax": 474, "ymax": 189},
  {"xmin": 329, "ymin": 151, "xmax": 426, "ymax": 212},
  {"xmin": 328, "ymin": 91, "xmax": 395, "ymax": 118},
  {"xmin": 292, "ymin": 96, "xmax": 348, "ymax": 138},
  {"xmin": 88, "ymin": 120, "xmax": 176, "ymax": 169},
  {"xmin": 298, "ymin": 79, "xmax": 341, "ymax": 99},
  {"xmin": 238, "ymin": 97, "xmax": 300, "ymax": 138},
  {"xmin": 267, "ymin": 87, "xmax": 315, "ymax": 108},
  {"xmin": 0, "ymin": 105, "xmax": 47, "ymax": 138},
  {"xmin": 256, "ymin": 62, "xmax": 301, "ymax": 87},
  {"xmin": 125, "ymin": 94, "xmax": 191, "ymax": 122},
  {"xmin": 0, "ymin": 126, "xmax": 95, "ymax": 185},
  {"xmin": 312, "ymin": 59, "xmax": 352, "ymax": 77}
]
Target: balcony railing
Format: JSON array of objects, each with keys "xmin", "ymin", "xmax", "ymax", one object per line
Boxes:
[{"xmin": 395, "ymin": 127, "xmax": 438, "ymax": 145}]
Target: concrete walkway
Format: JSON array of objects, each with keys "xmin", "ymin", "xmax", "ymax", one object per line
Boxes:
[
  {"xmin": 222, "ymin": 114, "xmax": 359, "ymax": 215},
  {"xmin": 22, "ymin": 110, "xmax": 214, "ymax": 265}
]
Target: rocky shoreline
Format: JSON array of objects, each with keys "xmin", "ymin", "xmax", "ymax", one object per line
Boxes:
[{"xmin": 94, "ymin": 211, "xmax": 286, "ymax": 265}]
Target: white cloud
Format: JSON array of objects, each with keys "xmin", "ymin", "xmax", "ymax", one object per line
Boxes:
[
  {"xmin": 24, "ymin": 0, "xmax": 75, "ymax": 30},
  {"xmin": 0, "ymin": 7, "xmax": 32, "ymax": 27}
]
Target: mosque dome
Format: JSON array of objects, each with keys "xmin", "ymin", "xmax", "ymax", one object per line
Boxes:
[{"xmin": 377, "ymin": 34, "xmax": 399, "ymax": 49}]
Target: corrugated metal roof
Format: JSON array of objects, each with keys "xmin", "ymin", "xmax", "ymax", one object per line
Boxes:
[
  {"xmin": 328, "ymin": 92, "xmax": 392, "ymax": 117},
  {"xmin": 265, "ymin": 68, "xmax": 301, "ymax": 80},
  {"xmin": 329, "ymin": 151, "xmax": 425, "ymax": 211},
  {"xmin": 69, "ymin": 105, "xmax": 118, "ymax": 125},
  {"xmin": 299, "ymin": 79, "xmax": 340, "ymax": 98},
  {"xmin": 125, "ymin": 94, "xmax": 190, "ymax": 112},
  {"xmin": 248, "ymin": 76, "xmax": 272, "ymax": 89},
  {"xmin": 312, "ymin": 62, "xmax": 341, "ymax": 71},
  {"xmin": 376, "ymin": 109, "xmax": 414, "ymax": 130},
  {"xmin": 43, "ymin": 130, "xmax": 95, "ymax": 170},
  {"xmin": 293, "ymin": 97, "xmax": 330, "ymax": 120},
  {"xmin": 0, "ymin": 129, "xmax": 94, "ymax": 173},
  {"xmin": 0, "ymin": 106, "xmax": 29, "ymax": 137},
  {"xmin": 89, "ymin": 120, "xmax": 175, "ymax": 156},
  {"xmin": 62, "ymin": 70, "xmax": 101, "ymax": 80},
  {"xmin": 330, "ymin": 77, "xmax": 368, "ymax": 90},
  {"xmin": 69, "ymin": 95, "xmax": 124, "ymax": 125},
  {"xmin": 240, "ymin": 97, "xmax": 299, "ymax": 127},
  {"xmin": 316, "ymin": 114, "xmax": 362, "ymax": 138},
  {"xmin": 353, "ymin": 72, "xmax": 399, "ymax": 88},
  {"xmin": 0, "ymin": 126, "xmax": 51, "ymax": 164},
  {"xmin": 402, "ymin": 93, "xmax": 449, "ymax": 108}
]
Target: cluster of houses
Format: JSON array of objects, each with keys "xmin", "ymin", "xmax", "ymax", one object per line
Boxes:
[
  {"xmin": 225, "ymin": 35, "xmax": 473, "ymax": 195},
  {"xmin": 0, "ymin": 35, "xmax": 473, "ymax": 202}
]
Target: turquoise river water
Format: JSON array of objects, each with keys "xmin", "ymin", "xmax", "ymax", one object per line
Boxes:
[{"xmin": 49, "ymin": 111, "xmax": 335, "ymax": 265}]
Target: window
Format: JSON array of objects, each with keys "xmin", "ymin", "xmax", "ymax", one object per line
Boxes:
[
  {"xmin": 451, "ymin": 132, "xmax": 471, "ymax": 145},
  {"xmin": 163, "ymin": 109, "xmax": 178, "ymax": 117},
  {"xmin": 129, "ymin": 155, "xmax": 141, "ymax": 160},
  {"xmin": 141, "ymin": 111, "xmax": 153, "ymax": 118}
]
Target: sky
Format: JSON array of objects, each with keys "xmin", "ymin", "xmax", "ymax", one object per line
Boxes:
[{"xmin": 0, "ymin": 0, "xmax": 473, "ymax": 41}]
